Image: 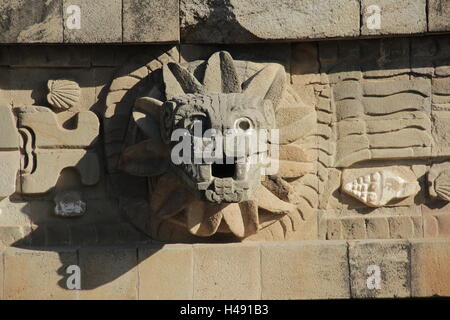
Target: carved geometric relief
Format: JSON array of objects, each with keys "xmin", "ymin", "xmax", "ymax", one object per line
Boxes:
[
  {"xmin": 17, "ymin": 106, "xmax": 100, "ymax": 194},
  {"xmin": 105, "ymin": 49, "xmax": 319, "ymax": 242},
  {"xmin": 0, "ymin": 106, "xmax": 20, "ymax": 199},
  {"xmin": 333, "ymin": 79, "xmax": 432, "ymax": 167}
]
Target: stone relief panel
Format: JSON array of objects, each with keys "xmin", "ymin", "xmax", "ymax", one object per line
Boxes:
[
  {"xmin": 104, "ymin": 48, "xmax": 319, "ymax": 242},
  {"xmin": 0, "ymin": 38, "xmax": 449, "ymax": 246},
  {"xmin": 314, "ymin": 37, "xmax": 450, "ymax": 240}
]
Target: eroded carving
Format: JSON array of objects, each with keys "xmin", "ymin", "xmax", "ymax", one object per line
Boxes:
[
  {"xmin": 0, "ymin": 106, "xmax": 20, "ymax": 200},
  {"xmin": 17, "ymin": 106, "xmax": 100, "ymax": 194},
  {"xmin": 47, "ymin": 79, "xmax": 81, "ymax": 111},
  {"xmin": 105, "ymin": 50, "xmax": 318, "ymax": 241},
  {"xmin": 54, "ymin": 190, "xmax": 86, "ymax": 217},
  {"xmin": 429, "ymin": 163, "xmax": 450, "ymax": 201},
  {"xmin": 342, "ymin": 167, "xmax": 420, "ymax": 207}
]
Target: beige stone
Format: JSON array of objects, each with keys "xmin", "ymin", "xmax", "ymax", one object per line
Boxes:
[
  {"xmin": 411, "ymin": 239, "xmax": 450, "ymax": 297},
  {"xmin": 423, "ymin": 203, "xmax": 450, "ymax": 238},
  {"xmin": 0, "ymin": 0, "xmax": 63, "ymax": 43},
  {"xmin": 0, "ymin": 250, "xmax": 3, "ymax": 300},
  {"xmin": 361, "ymin": 0, "xmax": 426, "ymax": 35},
  {"xmin": 181, "ymin": 0, "xmax": 360, "ymax": 43},
  {"xmin": 47, "ymin": 79, "xmax": 80, "ymax": 111},
  {"xmin": 341, "ymin": 167, "xmax": 420, "ymax": 207},
  {"xmin": 349, "ymin": 240, "xmax": 410, "ymax": 298},
  {"xmin": 4, "ymin": 248, "xmax": 78, "ymax": 299},
  {"xmin": 17, "ymin": 106, "xmax": 100, "ymax": 194},
  {"xmin": 193, "ymin": 243, "xmax": 260, "ymax": 299},
  {"xmin": 8, "ymin": 68, "xmax": 96, "ymax": 111},
  {"xmin": 261, "ymin": 241, "xmax": 350, "ymax": 299},
  {"xmin": 138, "ymin": 245, "xmax": 193, "ymax": 299},
  {"xmin": 123, "ymin": 0, "xmax": 179, "ymax": 43},
  {"xmin": 79, "ymin": 248, "xmax": 138, "ymax": 300},
  {"xmin": 432, "ymin": 109, "xmax": 450, "ymax": 157},
  {"xmin": 63, "ymin": 0, "xmax": 122, "ymax": 43},
  {"xmin": 428, "ymin": 0, "xmax": 450, "ymax": 32}
]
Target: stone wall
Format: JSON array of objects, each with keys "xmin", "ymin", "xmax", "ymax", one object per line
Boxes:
[
  {"xmin": 1, "ymin": 0, "xmax": 450, "ymax": 300},
  {"xmin": 1, "ymin": 239, "xmax": 449, "ymax": 299},
  {"xmin": 3, "ymin": 0, "xmax": 450, "ymax": 44}
]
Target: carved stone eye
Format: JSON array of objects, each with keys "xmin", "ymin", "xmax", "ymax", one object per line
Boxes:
[{"xmin": 234, "ymin": 117, "xmax": 253, "ymax": 131}]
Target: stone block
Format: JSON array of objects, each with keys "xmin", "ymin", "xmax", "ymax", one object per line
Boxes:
[
  {"xmin": 291, "ymin": 42, "xmax": 321, "ymax": 106},
  {"xmin": 7, "ymin": 45, "xmax": 92, "ymax": 68},
  {"xmin": 0, "ymin": 250, "xmax": 3, "ymax": 300},
  {"xmin": 261, "ymin": 241, "xmax": 350, "ymax": 299},
  {"xmin": 0, "ymin": 0, "xmax": 63, "ymax": 43},
  {"xmin": 4, "ymin": 248, "xmax": 78, "ymax": 299},
  {"xmin": 8, "ymin": 68, "xmax": 96, "ymax": 111},
  {"xmin": 181, "ymin": 0, "xmax": 360, "ymax": 43},
  {"xmin": 349, "ymin": 240, "xmax": 410, "ymax": 298},
  {"xmin": 79, "ymin": 247, "xmax": 138, "ymax": 299},
  {"xmin": 361, "ymin": 0, "xmax": 426, "ymax": 35},
  {"xmin": 0, "ymin": 226, "xmax": 28, "ymax": 247},
  {"xmin": 63, "ymin": 0, "xmax": 122, "ymax": 43},
  {"xmin": 411, "ymin": 239, "xmax": 450, "ymax": 297},
  {"xmin": 193, "ymin": 243, "xmax": 260, "ymax": 299},
  {"xmin": 366, "ymin": 217, "xmax": 390, "ymax": 239},
  {"xmin": 123, "ymin": 0, "xmax": 179, "ymax": 43},
  {"xmin": 423, "ymin": 203, "xmax": 450, "ymax": 238},
  {"xmin": 138, "ymin": 245, "xmax": 193, "ymax": 299},
  {"xmin": 428, "ymin": 0, "xmax": 450, "ymax": 32}
]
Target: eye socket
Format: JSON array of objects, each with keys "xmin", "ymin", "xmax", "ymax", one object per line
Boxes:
[{"xmin": 234, "ymin": 117, "xmax": 253, "ymax": 131}]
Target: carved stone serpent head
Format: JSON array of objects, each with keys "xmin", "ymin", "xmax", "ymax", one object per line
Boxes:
[{"xmin": 108, "ymin": 50, "xmax": 316, "ymax": 241}]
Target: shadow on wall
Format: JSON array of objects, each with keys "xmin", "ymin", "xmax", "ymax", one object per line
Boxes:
[{"xmin": 5, "ymin": 34, "xmax": 450, "ymax": 290}]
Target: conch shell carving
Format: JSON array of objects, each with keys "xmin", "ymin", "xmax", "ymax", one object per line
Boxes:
[{"xmin": 342, "ymin": 169, "xmax": 420, "ymax": 207}]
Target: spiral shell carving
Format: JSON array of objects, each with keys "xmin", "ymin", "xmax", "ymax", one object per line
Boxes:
[
  {"xmin": 47, "ymin": 79, "xmax": 80, "ymax": 111},
  {"xmin": 342, "ymin": 170, "xmax": 420, "ymax": 207}
]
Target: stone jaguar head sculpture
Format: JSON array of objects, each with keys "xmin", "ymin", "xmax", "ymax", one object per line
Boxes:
[
  {"xmin": 159, "ymin": 92, "xmax": 276, "ymax": 204},
  {"xmin": 110, "ymin": 50, "xmax": 317, "ymax": 241}
]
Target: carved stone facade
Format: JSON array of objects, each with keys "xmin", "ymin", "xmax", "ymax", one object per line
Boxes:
[
  {"xmin": 0, "ymin": 29, "xmax": 449, "ymax": 297},
  {"xmin": 0, "ymin": 37, "xmax": 450, "ymax": 246}
]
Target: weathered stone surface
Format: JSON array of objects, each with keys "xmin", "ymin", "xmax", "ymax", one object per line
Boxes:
[
  {"xmin": 63, "ymin": 0, "xmax": 122, "ymax": 43},
  {"xmin": 428, "ymin": 0, "xmax": 450, "ymax": 32},
  {"xmin": 0, "ymin": 0, "xmax": 63, "ymax": 43},
  {"xmin": 17, "ymin": 106, "xmax": 100, "ymax": 194},
  {"xmin": 0, "ymin": 106, "xmax": 19, "ymax": 199},
  {"xmin": 432, "ymin": 108, "xmax": 450, "ymax": 157},
  {"xmin": 341, "ymin": 167, "xmax": 420, "ymax": 207},
  {"xmin": 193, "ymin": 243, "xmax": 260, "ymax": 299},
  {"xmin": 319, "ymin": 209, "xmax": 423, "ymax": 240},
  {"xmin": 181, "ymin": 0, "xmax": 360, "ymax": 43},
  {"xmin": 138, "ymin": 245, "xmax": 193, "ymax": 299},
  {"xmin": 47, "ymin": 79, "xmax": 81, "ymax": 111},
  {"xmin": 428, "ymin": 163, "xmax": 450, "ymax": 202},
  {"xmin": 8, "ymin": 68, "xmax": 96, "ymax": 111},
  {"xmin": 123, "ymin": 0, "xmax": 179, "ymax": 43},
  {"xmin": 6, "ymin": 45, "xmax": 92, "ymax": 68},
  {"xmin": 361, "ymin": 0, "xmax": 426, "ymax": 35},
  {"xmin": 261, "ymin": 241, "xmax": 350, "ymax": 299},
  {"xmin": 349, "ymin": 240, "xmax": 410, "ymax": 298},
  {"xmin": 423, "ymin": 203, "xmax": 450, "ymax": 238},
  {"xmin": 4, "ymin": 248, "xmax": 77, "ymax": 299},
  {"xmin": 79, "ymin": 248, "xmax": 138, "ymax": 299},
  {"xmin": 411, "ymin": 239, "xmax": 450, "ymax": 297},
  {"xmin": 0, "ymin": 250, "xmax": 3, "ymax": 300}
]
